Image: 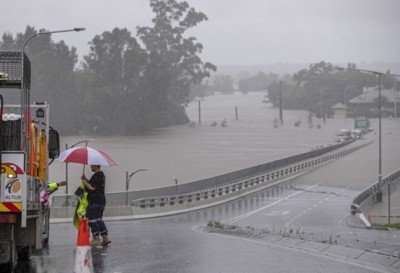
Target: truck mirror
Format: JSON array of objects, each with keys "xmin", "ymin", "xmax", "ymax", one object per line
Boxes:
[{"xmin": 48, "ymin": 128, "xmax": 60, "ymax": 159}]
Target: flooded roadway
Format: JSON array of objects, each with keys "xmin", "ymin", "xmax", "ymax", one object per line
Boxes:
[
  {"xmin": 32, "ymin": 92, "xmax": 400, "ymax": 273},
  {"xmin": 49, "ymin": 92, "xmax": 398, "ymax": 195}
]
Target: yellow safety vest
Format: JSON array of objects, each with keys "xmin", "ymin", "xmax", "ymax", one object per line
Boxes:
[{"xmin": 73, "ymin": 181, "xmax": 89, "ymax": 229}]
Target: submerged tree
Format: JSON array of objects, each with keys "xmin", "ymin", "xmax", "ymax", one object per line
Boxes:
[
  {"xmin": 77, "ymin": 0, "xmax": 216, "ymax": 134},
  {"xmin": 137, "ymin": 0, "xmax": 216, "ymax": 127},
  {"xmin": 81, "ymin": 28, "xmax": 148, "ymax": 134},
  {"xmin": 238, "ymin": 71, "xmax": 279, "ymax": 93}
]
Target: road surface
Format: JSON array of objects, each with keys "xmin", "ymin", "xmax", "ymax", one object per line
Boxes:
[
  {"xmin": 26, "ymin": 140, "xmax": 400, "ymax": 272},
  {"xmin": 27, "ymin": 92, "xmax": 399, "ymax": 273}
]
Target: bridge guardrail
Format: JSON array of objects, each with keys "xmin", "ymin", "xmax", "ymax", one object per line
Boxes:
[
  {"xmin": 352, "ymin": 168, "xmax": 400, "ymax": 209},
  {"xmin": 128, "ymin": 142, "xmax": 370, "ymax": 216},
  {"xmin": 51, "ymin": 138, "xmax": 371, "ymax": 219}
]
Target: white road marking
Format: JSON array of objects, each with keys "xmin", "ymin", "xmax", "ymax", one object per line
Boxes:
[
  {"xmin": 265, "ymin": 210, "xmax": 290, "ymax": 216},
  {"xmin": 225, "ymin": 184, "xmax": 319, "ymax": 224}
]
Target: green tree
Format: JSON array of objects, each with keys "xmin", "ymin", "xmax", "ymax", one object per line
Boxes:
[
  {"xmin": 238, "ymin": 71, "xmax": 279, "ymax": 93},
  {"xmin": 84, "ymin": 28, "xmax": 145, "ymax": 89},
  {"xmin": 187, "ymin": 81, "xmax": 212, "ymax": 101},
  {"xmin": 80, "ymin": 28, "xmax": 148, "ymax": 134},
  {"xmin": 137, "ymin": 0, "xmax": 216, "ymax": 127},
  {"xmin": 213, "ymin": 74, "xmax": 234, "ymax": 94}
]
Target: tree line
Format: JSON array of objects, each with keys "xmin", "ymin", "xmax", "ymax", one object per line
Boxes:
[
  {"xmin": 268, "ymin": 62, "xmax": 399, "ymax": 117},
  {"xmin": 0, "ymin": 0, "xmax": 216, "ymax": 135},
  {"xmin": 234, "ymin": 61, "xmax": 399, "ymax": 118},
  {"xmin": 3, "ymin": 1, "xmax": 399, "ymax": 134}
]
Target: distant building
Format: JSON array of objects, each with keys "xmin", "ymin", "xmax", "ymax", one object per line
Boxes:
[
  {"xmin": 331, "ymin": 103, "xmax": 347, "ymax": 118},
  {"xmin": 347, "ymin": 87, "xmax": 400, "ymax": 118}
]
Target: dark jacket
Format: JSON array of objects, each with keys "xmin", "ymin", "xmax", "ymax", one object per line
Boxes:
[{"xmin": 86, "ymin": 171, "xmax": 106, "ymax": 205}]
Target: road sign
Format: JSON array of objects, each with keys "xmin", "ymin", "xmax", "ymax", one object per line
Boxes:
[{"xmin": 354, "ymin": 116, "xmax": 370, "ymax": 129}]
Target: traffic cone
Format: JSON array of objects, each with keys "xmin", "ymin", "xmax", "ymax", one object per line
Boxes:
[{"xmin": 74, "ymin": 218, "xmax": 94, "ymax": 273}]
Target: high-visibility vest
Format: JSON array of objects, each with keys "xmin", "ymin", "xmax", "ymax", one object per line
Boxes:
[{"xmin": 73, "ymin": 181, "xmax": 89, "ymax": 229}]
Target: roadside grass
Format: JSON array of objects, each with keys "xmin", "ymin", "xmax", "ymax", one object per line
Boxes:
[{"xmin": 377, "ymin": 222, "xmax": 400, "ymax": 229}]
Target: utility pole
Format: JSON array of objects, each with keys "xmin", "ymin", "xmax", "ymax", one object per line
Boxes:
[
  {"xmin": 198, "ymin": 100, "xmax": 201, "ymax": 125},
  {"xmin": 279, "ymin": 81, "xmax": 283, "ymax": 125}
]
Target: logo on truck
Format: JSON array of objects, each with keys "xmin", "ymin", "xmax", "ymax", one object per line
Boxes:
[
  {"xmin": 1, "ymin": 162, "xmax": 24, "ymax": 201},
  {"xmin": 1, "ymin": 162, "xmax": 24, "ymax": 177}
]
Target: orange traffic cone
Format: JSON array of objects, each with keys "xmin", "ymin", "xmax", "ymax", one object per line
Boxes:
[{"xmin": 74, "ymin": 218, "xmax": 94, "ymax": 273}]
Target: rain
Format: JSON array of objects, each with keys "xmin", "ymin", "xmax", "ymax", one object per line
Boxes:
[{"xmin": 1, "ymin": 0, "xmax": 400, "ymax": 272}]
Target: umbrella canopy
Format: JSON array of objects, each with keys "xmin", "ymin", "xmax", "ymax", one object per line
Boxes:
[{"xmin": 57, "ymin": 146, "xmax": 117, "ymax": 167}]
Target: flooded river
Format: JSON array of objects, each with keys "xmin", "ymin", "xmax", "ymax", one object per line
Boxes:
[{"xmin": 49, "ymin": 92, "xmax": 395, "ymax": 198}]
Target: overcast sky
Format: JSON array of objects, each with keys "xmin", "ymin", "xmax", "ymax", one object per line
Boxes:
[{"xmin": 1, "ymin": 0, "xmax": 399, "ymax": 68}]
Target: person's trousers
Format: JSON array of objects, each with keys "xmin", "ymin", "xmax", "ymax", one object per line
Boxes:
[{"xmin": 86, "ymin": 203, "xmax": 108, "ymax": 237}]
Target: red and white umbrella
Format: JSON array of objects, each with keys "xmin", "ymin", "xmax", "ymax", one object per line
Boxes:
[{"xmin": 57, "ymin": 146, "xmax": 117, "ymax": 167}]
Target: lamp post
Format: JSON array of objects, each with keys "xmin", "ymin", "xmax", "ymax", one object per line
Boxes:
[
  {"xmin": 390, "ymin": 74, "xmax": 400, "ymax": 119},
  {"xmin": 126, "ymin": 168, "xmax": 149, "ymax": 207},
  {"xmin": 65, "ymin": 139, "xmax": 94, "ymax": 207},
  {"xmin": 344, "ymin": 85, "xmax": 357, "ymax": 116},
  {"xmin": 21, "ymin": 28, "xmax": 86, "ymax": 93},
  {"xmin": 198, "ymin": 100, "xmax": 201, "ymax": 125},
  {"xmin": 336, "ymin": 66, "xmax": 385, "ymax": 221},
  {"xmin": 395, "ymin": 80, "xmax": 398, "ymax": 119},
  {"xmin": 20, "ymin": 27, "xmax": 85, "ymax": 208},
  {"xmin": 385, "ymin": 73, "xmax": 400, "ymax": 224},
  {"xmin": 312, "ymin": 71, "xmax": 326, "ymax": 124},
  {"xmin": 22, "ymin": 28, "xmax": 85, "ymax": 52},
  {"xmin": 279, "ymin": 81, "xmax": 283, "ymax": 125}
]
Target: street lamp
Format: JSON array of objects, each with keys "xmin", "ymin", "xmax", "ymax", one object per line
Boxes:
[
  {"xmin": 279, "ymin": 81, "xmax": 283, "ymax": 125},
  {"xmin": 20, "ymin": 27, "xmax": 86, "ymax": 208},
  {"xmin": 336, "ymin": 66, "xmax": 385, "ymax": 221},
  {"xmin": 343, "ymin": 85, "xmax": 357, "ymax": 114},
  {"xmin": 384, "ymin": 73, "xmax": 400, "ymax": 224},
  {"xmin": 126, "ymin": 169, "xmax": 149, "ymax": 207},
  {"xmin": 312, "ymin": 71, "xmax": 326, "ymax": 123},
  {"xmin": 390, "ymin": 74, "xmax": 400, "ymax": 119},
  {"xmin": 22, "ymin": 28, "xmax": 86, "ymax": 52},
  {"xmin": 21, "ymin": 28, "xmax": 86, "ymax": 91},
  {"xmin": 198, "ymin": 100, "xmax": 201, "ymax": 125}
]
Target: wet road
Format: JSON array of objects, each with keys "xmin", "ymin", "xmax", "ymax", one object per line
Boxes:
[
  {"xmin": 33, "ymin": 134, "xmax": 400, "ymax": 273},
  {"xmin": 30, "ymin": 92, "xmax": 400, "ymax": 272},
  {"xmin": 31, "ymin": 182, "xmax": 399, "ymax": 273}
]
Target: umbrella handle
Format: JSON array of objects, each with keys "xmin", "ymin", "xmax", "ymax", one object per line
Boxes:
[{"xmin": 82, "ymin": 142, "xmax": 88, "ymax": 174}]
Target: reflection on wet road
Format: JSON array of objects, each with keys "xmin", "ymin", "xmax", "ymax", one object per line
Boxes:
[
  {"xmin": 28, "ymin": 93, "xmax": 400, "ymax": 272},
  {"xmin": 28, "ymin": 180, "xmax": 400, "ymax": 273}
]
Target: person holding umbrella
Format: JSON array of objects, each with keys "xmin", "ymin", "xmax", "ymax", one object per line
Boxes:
[
  {"xmin": 57, "ymin": 146, "xmax": 116, "ymax": 246},
  {"xmin": 81, "ymin": 164, "xmax": 111, "ymax": 247}
]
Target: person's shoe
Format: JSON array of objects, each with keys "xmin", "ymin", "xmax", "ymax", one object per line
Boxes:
[
  {"xmin": 90, "ymin": 236, "xmax": 102, "ymax": 247},
  {"xmin": 102, "ymin": 235, "xmax": 111, "ymax": 246}
]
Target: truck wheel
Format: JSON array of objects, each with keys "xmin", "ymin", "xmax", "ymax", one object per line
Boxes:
[
  {"xmin": 16, "ymin": 246, "xmax": 31, "ymax": 261},
  {"xmin": 0, "ymin": 241, "xmax": 16, "ymax": 273},
  {"xmin": 0, "ymin": 262, "xmax": 13, "ymax": 273}
]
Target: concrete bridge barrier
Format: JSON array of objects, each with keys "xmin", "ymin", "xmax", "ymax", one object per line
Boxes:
[{"xmin": 51, "ymin": 139, "xmax": 371, "ymax": 221}]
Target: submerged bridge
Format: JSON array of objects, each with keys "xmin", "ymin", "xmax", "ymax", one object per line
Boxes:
[{"xmin": 51, "ymin": 137, "xmax": 380, "ymax": 221}]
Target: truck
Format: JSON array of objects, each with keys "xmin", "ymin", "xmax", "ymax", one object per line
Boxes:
[{"xmin": 0, "ymin": 51, "xmax": 60, "ymax": 272}]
